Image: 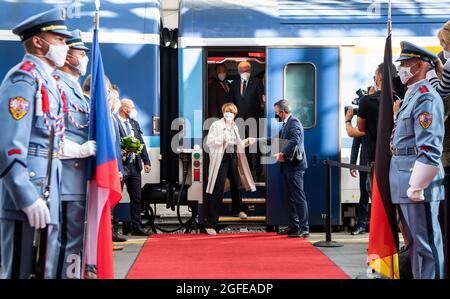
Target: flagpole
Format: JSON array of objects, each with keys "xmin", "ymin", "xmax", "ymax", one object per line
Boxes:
[
  {"xmin": 387, "ymin": 0, "xmax": 392, "ymax": 35},
  {"xmin": 81, "ymin": 0, "xmax": 101, "ymax": 279},
  {"xmin": 387, "ymin": 0, "xmax": 395, "ymax": 280}
]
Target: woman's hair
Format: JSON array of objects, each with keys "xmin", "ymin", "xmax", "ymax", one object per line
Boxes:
[
  {"xmin": 438, "ymin": 21, "xmax": 450, "ymax": 45},
  {"xmin": 221, "ymin": 102, "xmax": 238, "ymax": 115}
]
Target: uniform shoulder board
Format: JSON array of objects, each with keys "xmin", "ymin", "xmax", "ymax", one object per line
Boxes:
[
  {"xmin": 10, "ymin": 60, "xmax": 37, "ymax": 86},
  {"xmin": 11, "ymin": 70, "xmax": 36, "ymax": 86}
]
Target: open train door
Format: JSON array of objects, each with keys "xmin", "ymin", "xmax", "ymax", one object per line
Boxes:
[{"xmin": 266, "ymin": 47, "xmax": 340, "ymax": 227}]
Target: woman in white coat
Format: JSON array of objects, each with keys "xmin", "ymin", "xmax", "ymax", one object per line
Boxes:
[{"xmin": 205, "ymin": 103, "xmax": 257, "ymax": 235}]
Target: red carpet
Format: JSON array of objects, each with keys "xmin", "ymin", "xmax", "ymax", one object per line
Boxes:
[{"xmin": 127, "ymin": 233, "xmax": 349, "ymax": 279}]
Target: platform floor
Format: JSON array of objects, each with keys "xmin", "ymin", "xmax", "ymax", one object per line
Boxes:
[{"xmin": 113, "ymin": 232, "xmax": 405, "ymax": 279}]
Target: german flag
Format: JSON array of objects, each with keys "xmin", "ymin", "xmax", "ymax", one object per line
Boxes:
[{"xmin": 367, "ymin": 33, "xmax": 400, "ymax": 279}]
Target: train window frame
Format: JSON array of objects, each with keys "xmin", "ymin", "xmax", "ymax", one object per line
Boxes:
[{"xmin": 282, "ymin": 62, "xmax": 317, "ymax": 130}]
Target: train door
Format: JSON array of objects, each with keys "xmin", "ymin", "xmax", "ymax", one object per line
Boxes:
[
  {"xmin": 204, "ymin": 48, "xmax": 267, "ymax": 226},
  {"xmin": 266, "ymin": 47, "xmax": 340, "ymax": 226}
]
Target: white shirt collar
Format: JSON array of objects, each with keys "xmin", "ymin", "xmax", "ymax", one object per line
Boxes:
[
  {"xmin": 284, "ymin": 114, "xmax": 291, "ymax": 124},
  {"xmin": 65, "ymin": 72, "xmax": 80, "ymax": 84},
  {"xmin": 117, "ymin": 114, "xmax": 128, "ymax": 123}
]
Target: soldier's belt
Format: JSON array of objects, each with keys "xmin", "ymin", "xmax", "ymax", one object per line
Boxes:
[
  {"xmin": 28, "ymin": 144, "xmax": 58, "ymax": 159},
  {"xmin": 391, "ymin": 147, "xmax": 418, "ymax": 156}
]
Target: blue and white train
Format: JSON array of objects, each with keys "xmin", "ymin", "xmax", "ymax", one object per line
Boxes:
[{"xmin": 0, "ymin": 0, "xmax": 448, "ymax": 229}]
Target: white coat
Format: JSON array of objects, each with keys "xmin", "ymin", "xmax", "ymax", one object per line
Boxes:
[{"xmin": 205, "ymin": 118, "xmax": 256, "ymax": 194}]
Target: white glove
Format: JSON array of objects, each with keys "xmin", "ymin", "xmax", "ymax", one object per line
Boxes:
[
  {"xmin": 407, "ymin": 161, "xmax": 439, "ymax": 202},
  {"xmin": 80, "ymin": 140, "xmax": 96, "ymax": 157},
  {"xmin": 22, "ymin": 198, "xmax": 50, "ymax": 229},
  {"xmin": 60, "ymin": 139, "xmax": 96, "ymax": 159}
]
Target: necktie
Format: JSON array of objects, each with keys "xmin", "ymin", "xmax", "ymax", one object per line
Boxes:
[
  {"xmin": 280, "ymin": 121, "xmax": 286, "ymax": 137},
  {"xmin": 221, "ymin": 82, "xmax": 229, "ymax": 93},
  {"xmin": 241, "ymin": 80, "xmax": 247, "ymax": 97},
  {"xmin": 124, "ymin": 119, "xmax": 132, "ymax": 136}
]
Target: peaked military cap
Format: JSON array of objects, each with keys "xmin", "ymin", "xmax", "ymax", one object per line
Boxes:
[
  {"xmin": 12, "ymin": 8, "xmax": 72, "ymax": 41},
  {"xmin": 66, "ymin": 29, "xmax": 89, "ymax": 51},
  {"xmin": 396, "ymin": 41, "xmax": 438, "ymax": 67}
]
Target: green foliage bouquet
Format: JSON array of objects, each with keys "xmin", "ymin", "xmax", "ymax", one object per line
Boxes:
[{"xmin": 120, "ymin": 136, "xmax": 144, "ymax": 161}]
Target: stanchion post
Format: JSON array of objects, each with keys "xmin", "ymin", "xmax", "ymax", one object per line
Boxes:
[
  {"xmin": 314, "ymin": 159, "xmax": 343, "ymax": 248},
  {"xmin": 325, "ymin": 160, "xmax": 332, "ymax": 242}
]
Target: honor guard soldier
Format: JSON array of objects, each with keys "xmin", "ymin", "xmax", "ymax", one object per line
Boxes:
[
  {"xmin": 53, "ymin": 29, "xmax": 96, "ymax": 279},
  {"xmin": 0, "ymin": 8, "xmax": 71, "ymax": 279},
  {"xmin": 391, "ymin": 41, "xmax": 445, "ymax": 279}
]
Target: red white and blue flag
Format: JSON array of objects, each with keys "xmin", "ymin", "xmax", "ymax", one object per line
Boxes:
[{"xmin": 84, "ymin": 19, "xmax": 122, "ymax": 279}]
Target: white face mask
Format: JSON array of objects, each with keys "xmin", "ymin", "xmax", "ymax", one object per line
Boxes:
[
  {"xmin": 398, "ymin": 64, "xmax": 419, "ymax": 84},
  {"xmin": 217, "ymin": 73, "xmax": 226, "ymax": 81},
  {"xmin": 240, "ymin": 72, "xmax": 250, "ymax": 81},
  {"xmin": 41, "ymin": 38, "xmax": 69, "ymax": 68},
  {"xmin": 129, "ymin": 109, "xmax": 138, "ymax": 119},
  {"xmin": 223, "ymin": 112, "xmax": 235, "ymax": 122},
  {"xmin": 444, "ymin": 50, "xmax": 450, "ymax": 60},
  {"xmin": 77, "ymin": 56, "xmax": 89, "ymax": 76}
]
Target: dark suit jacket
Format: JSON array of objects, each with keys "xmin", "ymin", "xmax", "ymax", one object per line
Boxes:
[
  {"xmin": 112, "ymin": 116, "xmax": 125, "ymax": 174},
  {"xmin": 114, "ymin": 115, "xmax": 151, "ymax": 175},
  {"xmin": 208, "ymin": 78, "xmax": 231, "ymax": 118},
  {"xmin": 280, "ymin": 115, "xmax": 307, "ymax": 172},
  {"xmin": 230, "ymin": 77, "xmax": 264, "ymax": 120}
]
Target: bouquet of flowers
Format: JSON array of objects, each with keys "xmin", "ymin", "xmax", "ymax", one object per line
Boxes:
[{"xmin": 120, "ymin": 136, "xmax": 144, "ymax": 161}]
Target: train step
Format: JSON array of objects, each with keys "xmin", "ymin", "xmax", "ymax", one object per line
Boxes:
[
  {"xmin": 222, "ymin": 198, "xmax": 266, "ymax": 204},
  {"xmin": 218, "ymin": 216, "xmax": 266, "ymax": 222}
]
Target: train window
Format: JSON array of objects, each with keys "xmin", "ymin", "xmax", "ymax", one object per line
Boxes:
[{"xmin": 283, "ymin": 63, "xmax": 316, "ymax": 129}]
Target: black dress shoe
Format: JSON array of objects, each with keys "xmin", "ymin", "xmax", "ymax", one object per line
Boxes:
[
  {"xmin": 351, "ymin": 226, "xmax": 366, "ymax": 235},
  {"xmin": 300, "ymin": 231, "xmax": 310, "ymax": 238},
  {"xmin": 287, "ymin": 230, "xmax": 302, "ymax": 238},
  {"xmin": 277, "ymin": 227, "xmax": 298, "ymax": 235},
  {"xmin": 112, "ymin": 231, "xmax": 127, "ymax": 242},
  {"xmin": 131, "ymin": 227, "xmax": 151, "ymax": 236}
]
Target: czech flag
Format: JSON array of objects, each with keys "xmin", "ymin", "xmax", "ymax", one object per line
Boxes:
[
  {"xmin": 84, "ymin": 25, "xmax": 122, "ymax": 279},
  {"xmin": 367, "ymin": 33, "xmax": 400, "ymax": 279}
]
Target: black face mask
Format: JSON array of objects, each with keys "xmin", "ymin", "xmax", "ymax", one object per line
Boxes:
[{"xmin": 275, "ymin": 113, "xmax": 283, "ymax": 122}]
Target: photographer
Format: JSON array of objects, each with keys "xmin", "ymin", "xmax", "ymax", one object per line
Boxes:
[{"xmin": 345, "ymin": 62, "xmax": 397, "ymax": 234}]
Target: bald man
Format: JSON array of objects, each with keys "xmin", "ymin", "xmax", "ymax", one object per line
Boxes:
[
  {"xmin": 115, "ymin": 99, "xmax": 151, "ymax": 236},
  {"xmin": 230, "ymin": 61, "xmax": 265, "ymax": 181}
]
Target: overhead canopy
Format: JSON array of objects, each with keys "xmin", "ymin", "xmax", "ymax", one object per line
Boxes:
[{"xmin": 180, "ymin": 0, "xmax": 450, "ymax": 40}]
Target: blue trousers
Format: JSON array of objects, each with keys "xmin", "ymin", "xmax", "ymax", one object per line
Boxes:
[
  {"xmin": 356, "ymin": 170, "xmax": 370, "ymax": 227},
  {"xmin": 282, "ymin": 170, "xmax": 309, "ymax": 232},
  {"xmin": 56, "ymin": 200, "xmax": 86, "ymax": 279},
  {"xmin": 400, "ymin": 202, "xmax": 444, "ymax": 279},
  {"xmin": 0, "ymin": 219, "xmax": 59, "ymax": 279}
]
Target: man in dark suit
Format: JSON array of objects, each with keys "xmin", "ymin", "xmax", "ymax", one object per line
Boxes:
[
  {"xmin": 273, "ymin": 100, "xmax": 309, "ymax": 238},
  {"xmin": 115, "ymin": 98, "xmax": 151, "ymax": 236},
  {"xmin": 230, "ymin": 61, "xmax": 265, "ymax": 181},
  {"xmin": 208, "ymin": 63, "xmax": 231, "ymax": 118}
]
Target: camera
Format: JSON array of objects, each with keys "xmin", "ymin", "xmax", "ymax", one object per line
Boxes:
[
  {"xmin": 344, "ymin": 106, "xmax": 358, "ymax": 116},
  {"xmin": 344, "ymin": 88, "xmax": 367, "ymax": 117}
]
